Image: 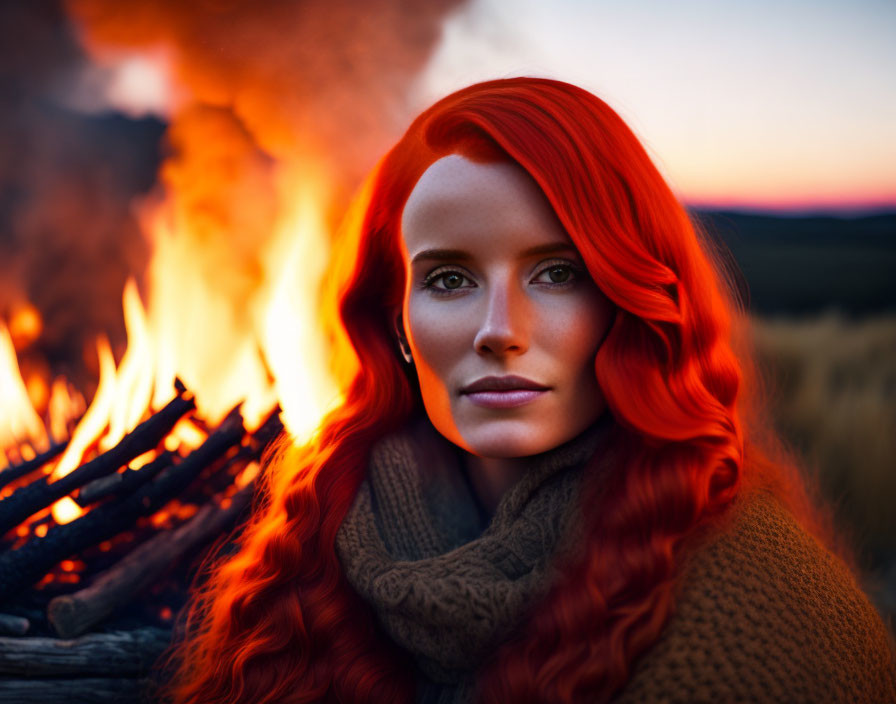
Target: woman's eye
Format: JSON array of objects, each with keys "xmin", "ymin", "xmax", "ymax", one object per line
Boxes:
[
  {"xmin": 547, "ymin": 266, "xmax": 571, "ymax": 283},
  {"xmin": 441, "ymin": 272, "xmax": 466, "ymax": 289},
  {"xmin": 533, "ymin": 263, "xmax": 577, "ymax": 285},
  {"xmin": 422, "ymin": 269, "xmax": 473, "ymax": 292}
]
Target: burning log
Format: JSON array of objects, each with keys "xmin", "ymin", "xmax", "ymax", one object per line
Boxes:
[
  {"xmin": 0, "ymin": 410, "xmax": 244, "ymax": 603},
  {"xmin": 75, "ymin": 450, "xmax": 174, "ymax": 508},
  {"xmin": 192, "ymin": 407, "xmax": 282, "ymax": 500},
  {"xmin": 0, "ymin": 362, "xmax": 284, "ymax": 701},
  {"xmin": 48, "ymin": 481, "xmax": 255, "ymax": 638},
  {"xmin": 0, "ymin": 442, "xmax": 67, "ymax": 491},
  {"xmin": 247, "ymin": 406, "xmax": 284, "ymax": 449},
  {"xmin": 0, "ymin": 392, "xmax": 196, "ymax": 536}
]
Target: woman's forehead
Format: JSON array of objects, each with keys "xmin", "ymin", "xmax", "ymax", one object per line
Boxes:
[{"xmin": 400, "ymin": 155, "xmax": 574, "ymax": 260}]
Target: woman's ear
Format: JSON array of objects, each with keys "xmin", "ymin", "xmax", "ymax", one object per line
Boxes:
[{"xmin": 393, "ymin": 312, "xmax": 414, "ymax": 365}]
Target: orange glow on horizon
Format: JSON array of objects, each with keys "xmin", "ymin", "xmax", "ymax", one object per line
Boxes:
[{"xmin": 683, "ymin": 195, "xmax": 896, "ymax": 214}]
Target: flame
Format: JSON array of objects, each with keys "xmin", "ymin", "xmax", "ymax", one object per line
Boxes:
[
  {"xmin": 3, "ymin": 0, "xmax": 450, "ymax": 532},
  {"xmin": 0, "ymin": 321, "xmax": 48, "ymax": 461},
  {"xmin": 26, "ymin": 374, "xmax": 50, "ymax": 418},
  {"xmin": 234, "ymin": 461, "xmax": 260, "ymax": 490},
  {"xmin": 258, "ymin": 177, "xmax": 341, "ymax": 441},
  {"xmin": 49, "ymin": 336, "xmax": 117, "ymax": 523},
  {"xmin": 165, "ymin": 418, "xmax": 206, "ymax": 452},
  {"xmin": 9, "ymin": 158, "xmax": 344, "ymax": 522},
  {"xmin": 48, "ymin": 379, "xmax": 86, "ymax": 445},
  {"xmin": 100, "ymin": 279, "xmax": 154, "ymax": 452},
  {"xmin": 44, "ymin": 159, "xmax": 341, "ymax": 524},
  {"xmin": 135, "ymin": 107, "xmax": 339, "ymax": 443},
  {"xmin": 53, "ymin": 497, "xmax": 86, "ymax": 525},
  {"xmin": 55, "ymin": 0, "xmax": 456, "ymax": 459},
  {"xmin": 141, "ymin": 105, "xmax": 282, "ymax": 433},
  {"xmin": 130, "ymin": 449, "xmax": 158, "ymax": 470},
  {"xmin": 53, "ymin": 336, "xmax": 118, "ymax": 481}
]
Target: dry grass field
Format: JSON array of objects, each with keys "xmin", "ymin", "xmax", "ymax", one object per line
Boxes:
[{"xmin": 751, "ymin": 313, "xmax": 896, "ymax": 621}]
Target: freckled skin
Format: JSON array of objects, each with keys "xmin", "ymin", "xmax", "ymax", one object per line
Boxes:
[{"xmin": 399, "ymin": 155, "xmax": 614, "ymax": 485}]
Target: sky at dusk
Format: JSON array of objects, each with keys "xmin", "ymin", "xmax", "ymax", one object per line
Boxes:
[{"xmin": 414, "ymin": 0, "xmax": 896, "ymax": 212}]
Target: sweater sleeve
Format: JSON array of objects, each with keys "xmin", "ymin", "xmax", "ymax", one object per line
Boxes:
[{"xmin": 614, "ymin": 491, "xmax": 896, "ymax": 704}]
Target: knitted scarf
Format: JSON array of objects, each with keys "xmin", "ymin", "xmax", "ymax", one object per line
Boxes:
[{"xmin": 335, "ymin": 418, "xmax": 608, "ymax": 703}]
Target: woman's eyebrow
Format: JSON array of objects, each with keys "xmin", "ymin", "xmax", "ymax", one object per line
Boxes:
[
  {"xmin": 519, "ymin": 242, "xmax": 580, "ymax": 258},
  {"xmin": 411, "ymin": 248, "xmax": 471, "ymax": 265},
  {"xmin": 410, "ymin": 242, "xmax": 578, "ymax": 265}
]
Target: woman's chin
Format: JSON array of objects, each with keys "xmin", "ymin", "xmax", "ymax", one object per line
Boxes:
[{"xmin": 452, "ymin": 418, "xmax": 570, "ymax": 459}]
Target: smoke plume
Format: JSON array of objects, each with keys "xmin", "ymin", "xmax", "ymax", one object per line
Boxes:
[
  {"xmin": 0, "ymin": 0, "xmax": 163, "ymax": 379},
  {"xmin": 2, "ymin": 0, "xmax": 468, "ymax": 388}
]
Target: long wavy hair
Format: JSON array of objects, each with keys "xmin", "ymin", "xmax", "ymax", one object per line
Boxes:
[{"xmin": 165, "ymin": 77, "xmax": 831, "ymax": 703}]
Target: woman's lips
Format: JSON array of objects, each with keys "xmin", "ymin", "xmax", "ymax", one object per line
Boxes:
[
  {"xmin": 463, "ymin": 389, "xmax": 547, "ymax": 409},
  {"xmin": 459, "ymin": 375, "xmax": 549, "ymax": 409}
]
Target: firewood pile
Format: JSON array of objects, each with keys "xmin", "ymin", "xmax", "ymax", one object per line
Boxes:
[{"xmin": 0, "ymin": 383, "xmax": 281, "ymax": 703}]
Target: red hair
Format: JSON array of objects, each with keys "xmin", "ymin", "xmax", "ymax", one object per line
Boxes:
[{"xmin": 165, "ymin": 78, "xmax": 830, "ymax": 703}]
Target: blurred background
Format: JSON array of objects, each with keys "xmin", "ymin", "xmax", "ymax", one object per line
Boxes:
[{"xmin": 1, "ymin": 0, "xmax": 894, "ymax": 625}]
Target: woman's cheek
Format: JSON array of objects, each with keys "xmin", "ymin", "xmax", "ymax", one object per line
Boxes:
[
  {"xmin": 406, "ymin": 298, "xmax": 470, "ymax": 420},
  {"xmin": 535, "ymin": 291, "xmax": 607, "ymax": 364}
]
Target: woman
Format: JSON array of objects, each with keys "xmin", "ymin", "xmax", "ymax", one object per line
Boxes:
[{"xmin": 166, "ymin": 78, "xmax": 895, "ymax": 703}]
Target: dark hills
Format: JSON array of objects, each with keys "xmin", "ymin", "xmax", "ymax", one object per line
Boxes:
[{"xmin": 692, "ymin": 210, "xmax": 896, "ymax": 315}]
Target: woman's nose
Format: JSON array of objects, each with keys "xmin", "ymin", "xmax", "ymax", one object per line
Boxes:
[{"xmin": 472, "ymin": 279, "xmax": 530, "ymax": 356}]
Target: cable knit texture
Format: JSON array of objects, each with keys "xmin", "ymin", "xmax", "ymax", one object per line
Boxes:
[
  {"xmin": 336, "ymin": 419, "xmax": 896, "ymax": 704},
  {"xmin": 613, "ymin": 489, "xmax": 896, "ymax": 704},
  {"xmin": 336, "ymin": 418, "xmax": 608, "ymax": 702}
]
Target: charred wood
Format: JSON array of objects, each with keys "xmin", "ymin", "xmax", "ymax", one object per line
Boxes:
[
  {"xmin": 189, "ymin": 436, "xmax": 258, "ymax": 500},
  {"xmin": 0, "ymin": 627, "xmax": 168, "ymax": 677},
  {"xmin": 44, "ymin": 392, "xmax": 195, "ymax": 499},
  {"xmin": 0, "ymin": 443, "xmax": 67, "ymax": 491},
  {"xmin": 49, "ymin": 482, "xmax": 255, "ymax": 638},
  {"xmin": 0, "ymin": 393, "xmax": 195, "ymax": 535},
  {"xmin": 75, "ymin": 451, "xmax": 174, "ymax": 508},
  {"xmin": 165, "ymin": 409, "xmax": 280, "ymax": 509},
  {"xmin": 0, "ymin": 411, "xmax": 243, "ymax": 603},
  {"xmin": 131, "ymin": 407, "xmax": 244, "ymax": 515},
  {"xmin": 0, "ymin": 613, "xmax": 29, "ymax": 636},
  {"xmin": 252, "ymin": 406, "xmax": 285, "ymax": 452},
  {"xmin": 0, "ymin": 678, "xmax": 151, "ymax": 704}
]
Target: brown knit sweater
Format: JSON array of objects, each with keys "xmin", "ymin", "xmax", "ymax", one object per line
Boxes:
[
  {"xmin": 338, "ymin": 420, "xmax": 896, "ymax": 703},
  {"xmin": 614, "ymin": 490, "xmax": 896, "ymax": 703}
]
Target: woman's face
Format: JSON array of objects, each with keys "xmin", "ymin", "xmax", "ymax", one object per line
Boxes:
[{"xmin": 400, "ymin": 154, "xmax": 614, "ymax": 458}]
